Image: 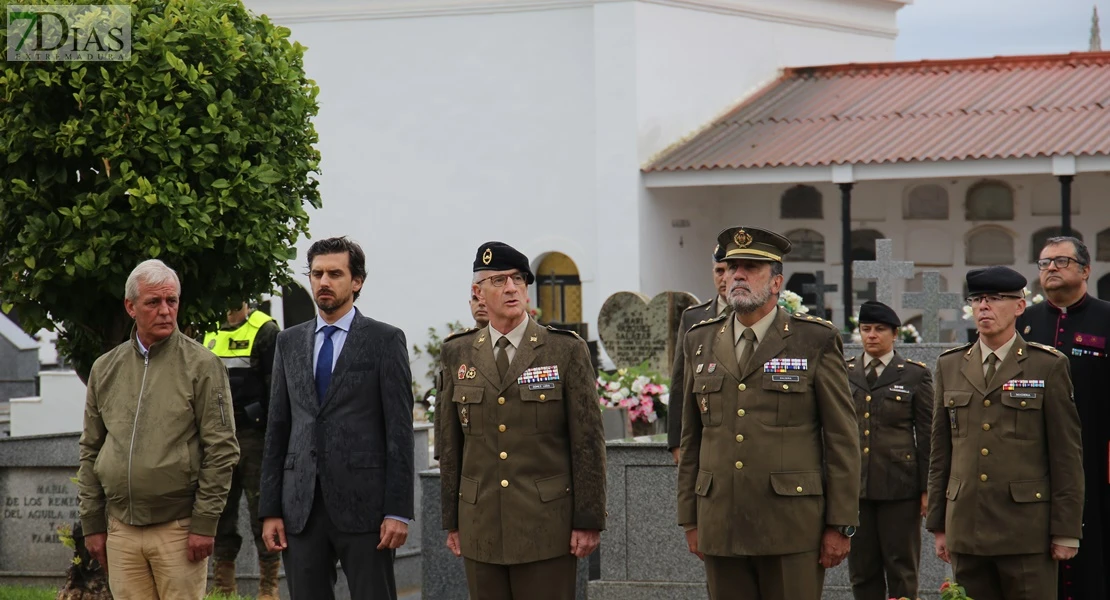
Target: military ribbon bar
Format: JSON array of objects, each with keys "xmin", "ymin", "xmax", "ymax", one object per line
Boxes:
[
  {"xmin": 1001, "ymin": 379, "xmax": 1045, "ymax": 390},
  {"xmin": 518, "ymin": 365, "xmax": 560, "ymax": 384},
  {"xmin": 763, "ymin": 358, "xmax": 808, "ymax": 372}
]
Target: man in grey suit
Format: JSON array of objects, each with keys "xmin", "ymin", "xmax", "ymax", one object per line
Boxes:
[{"xmin": 259, "ymin": 237, "xmax": 415, "ymax": 599}]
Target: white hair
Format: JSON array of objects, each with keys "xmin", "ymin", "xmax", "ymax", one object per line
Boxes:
[{"xmin": 125, "ymin": 259, "xmax": 181, "ymax": 301}]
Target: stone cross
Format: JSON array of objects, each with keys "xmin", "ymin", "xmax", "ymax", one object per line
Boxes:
[
  {"xmin": 902, "ymin": 271, "xmax": 965, "ymax": 343},
  {"xmin": 802, "ymin": 270, "xmax": 837, "ymax": 319},
  {"xmin": 852, "ymin": 239, "xmax": 914, "ymax": 308},
  {"xmin": 941, "ymin": 319, "xmax": 970, "ymax": 343}
]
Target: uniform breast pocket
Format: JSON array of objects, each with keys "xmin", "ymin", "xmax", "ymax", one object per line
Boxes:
[
  {"xmin": 882, "ymin": 389, "xmax": 913, "ymax": 423},
  {"xmin": 943, "ymin": 391, "xmax": 972, "ymax": 438},
  {"xmin": 761, "ymin": 373, "xmax": 812, "ymax": 426},
  {"xmin": 693, "ymin": 376, "xmax": 724, "ymax": 427},
  {"xmin": 453, "ymin": 387, "xmax": 485, "ymax": 436},
  {"xmin": 1000, "ymin": 391, "xmax": 1043, "ymax": 440},
  {"xmin": 519, "ymin": 382, "xmax": 564, "ymax": 434}
]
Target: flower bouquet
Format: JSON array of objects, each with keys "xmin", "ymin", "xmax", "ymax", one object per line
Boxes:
[
  {"xmin": 890, "ymin": 578, "xmax": 973, "ymax": 600},
  {"xmin": 778, "ymin": 290, "xmax": 810, "ymax": 314},
  {"xmin": 597, "ymin": 362, "xmax": 670, "ymax": 436}
]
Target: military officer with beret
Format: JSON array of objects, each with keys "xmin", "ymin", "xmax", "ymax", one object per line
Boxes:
[
  {"xmin": 927, "ymin": 266, "xmax": 1085, "ymax": 600},
  {"xmin": 846, "ymin": 300, "xmax": 933, "ymax": 600},
  {"xmin": 668, "ymin": 247, "xmax": 732, "ymax": 463},
  {"xmin": 438, "ymin": 241, "xmax": 606, "ymax": 600},
  {"xmin": 677, "ymin": 226, "xmax": 860, "ymax": 600}
]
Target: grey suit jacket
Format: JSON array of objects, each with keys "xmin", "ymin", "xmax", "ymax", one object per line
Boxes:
[{"xmin": 259, "ymin": 309, "xmax": 415, "ymax": 534}]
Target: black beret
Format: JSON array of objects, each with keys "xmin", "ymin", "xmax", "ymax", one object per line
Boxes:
[
  {"xmin": 712, "ymin": 243, "xmax": 726, "ymax": 263},
  {"xmin": 473, "ymin": 241, "xmax": 535, "ymax": 285},
  {"xmin": 858, "ymin": 300, "xmax": 901, "ymax": 328},
  {"xmin": 966, "ymin": 266, "xmax": 1026, "ymax": 296},
  {"xmin": 716, "ymin": 226, "xmax": 791, "ymax": 262}
]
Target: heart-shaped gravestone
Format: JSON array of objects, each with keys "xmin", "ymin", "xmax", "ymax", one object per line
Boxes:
[{"xmin": 597, "ymin": 291, "xmax": 700, "ymax": 374}]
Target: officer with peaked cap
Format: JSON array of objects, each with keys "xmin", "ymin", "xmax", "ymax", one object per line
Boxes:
[
  {"xmin": 437, "ymin": 241, "xmax": 606, "ymax": 600},
  {"xmin": 845, "ymin": 300, "xmax": 934, "ymax": 600},
  {"xmin": 927, "ymin": 266, "xmax": 1084, "ymax": 600},
  {"xmin": 677, "ymin": 226, "xmax": 860, "ymax": 600}
]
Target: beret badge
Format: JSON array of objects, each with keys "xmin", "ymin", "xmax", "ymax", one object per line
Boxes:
[{"xmin": 482, "ymin": 248, "xmax": 493, "ymax": 265}]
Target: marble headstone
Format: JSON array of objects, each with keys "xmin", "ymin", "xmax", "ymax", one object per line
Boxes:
[
  {"xmin": 597, "ymin": 291, "xmax": 699, "ymax": 374},
  {"xmin": 853, "ymin": 239, "xmax": 914, "ymax": 308},
  {"xmin": 902, "ymin": 271, "xmax": 964, "ymax": 343}
]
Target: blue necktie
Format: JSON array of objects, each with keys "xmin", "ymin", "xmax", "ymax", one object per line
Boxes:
[{"xmin": 315, "ymin": 325, "xmax": 339, "ymax": 405}]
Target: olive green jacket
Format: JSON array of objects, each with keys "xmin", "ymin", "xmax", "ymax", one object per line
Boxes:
[
  {"xmin": 677, "ymin": 308, "xmax": 860, "ymax": 556},
  {"xmin": 78, "ymin": 328, "xmax": 239, "ymax": 537},
  {"xmin": 438, "ymin": 318, "xmax": 606, "ymax": 565},
  {"xmin": 926, "ymin": 336, "xmax": 1084, "ymax": 555}
]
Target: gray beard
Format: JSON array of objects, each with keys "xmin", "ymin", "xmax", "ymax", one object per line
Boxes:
[{"xmin": 730, "ymin": 284, "xmax": 775, "ymax": 315}]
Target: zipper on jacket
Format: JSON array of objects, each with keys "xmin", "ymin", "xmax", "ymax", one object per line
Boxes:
[
  {"xmin": 127, "ymin": 353, "xmax": 150, "ymax": 525},
  {"xmin": 218, "ymin": 392, "xmax": 226, "ymax": 426}
]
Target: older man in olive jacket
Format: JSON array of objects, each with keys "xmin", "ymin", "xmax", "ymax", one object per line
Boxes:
[
  {"xmin": 927, "ymin": 266, "xmax": 1084, "ymax": 600},
  {"xmin": 678, "ymin": 226, "xmax": 860, "ymax": 600}
]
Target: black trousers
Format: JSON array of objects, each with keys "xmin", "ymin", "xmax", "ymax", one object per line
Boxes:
[{"xmin": 284, "ymin": 485, "xmax": 397, "ymax": 600}]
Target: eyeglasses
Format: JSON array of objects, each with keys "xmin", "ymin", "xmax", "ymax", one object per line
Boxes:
[
  {"xmin": 965, "ymin": 294, "xmax": 1023, "ymax": 306},
  {"xmin": 1036, "ymin": 256, "xmax": 1086, "ymax": 270},
  {"xmin": 476, "ymin": 273, "xmax": 527, "ymax": 288}
]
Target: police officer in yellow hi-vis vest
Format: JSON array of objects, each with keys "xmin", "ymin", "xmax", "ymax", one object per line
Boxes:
[{"xmin": 203, "ymin": 303, "xmax": 281, "ymax": 599}]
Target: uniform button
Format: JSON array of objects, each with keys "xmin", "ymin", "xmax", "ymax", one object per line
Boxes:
[
  {"xmin": 539, "ymin": 394, "xmax": 547, "ymax": 401},
  {"xmin": 896, "ymin": 395, "xmax": 902, "ymax": 401},
  {"xmin": 982, "ymin": 423, "xmax": 990, "ymax": 431},
  {"xmin": 735, "ymin": 461, "xmax": 744, "ymax": 470},
  {"xmin": 461, "ymin": 396, "xmax": 466, "ymax": 401},
  {"xmin": 737, "ymin": 409, "xmax": 746, "ymax": 417},
  {"xmin": 981, "ymin": 448, "xmax": 989, "ymax": 456},
  {"xmin": 1035, "ymin": 492, "xmax": 1042, "ymax": 499},
  {"xmin": 500, "ymin": 452, "xmax": 508, "ymax": 460},
  {"xmin": 498, "ymin": 424, "xmax": 507, "ymax": 432},
  {"xmin": 702, "ymin": 384, "xmax": 707, "ymax": 391},
  {"xmin": 696, "ymin": 485, "xmax": 701, "ymax": 492},
  {"xmin": 782, "ymin": 384, "xmax": 790, "ymax": 390},
  {"xmin": 905, "ymin": 454, "xmax": 912, "ymax": 460},
  {"xmin": 498, "ymin": 397, "xmax": 505, "ymax": 405},
  {"xmin": 984, "ymin": 400, "xmax": 991, "ymax": 407},
  {"xmin": 796, "ymin": 486, "xmax": 803, "ymax": 493},
  {"xmin": 1020, "ymin": 400, "xmax": 1027, "ymax": 407},
  {"xmin": 865, "ymin": 395, "xmax": 872, "ymax": 402},
  {"xmin": 864, "ymin": 412, "xmax": 870, "ymax": 419},
  {"xmin": 735, "ymin": 434, "xmax": 744, "ymax": 442},
  {"xmin": 738, "ymin": 383, "xmax": 747, "ymax": 391},
  {"xmin": 863, "ymin": 447, "xmax": 870, "ymax": 454},
  {"xmin": 980, "ymin": 474, "xmax": 988, "ymax": 482},
  {"xmin": 501, "ymin": 480, "xmax": 509, "ymax": 488},
  {"xmin": 864, "ymin": 429, "xmax": 870, "ymax": 436}
]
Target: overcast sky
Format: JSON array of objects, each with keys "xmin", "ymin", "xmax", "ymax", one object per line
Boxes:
[{"xmin": 896, "ymin": 0, "xmax": 1102, "ymax": 60}]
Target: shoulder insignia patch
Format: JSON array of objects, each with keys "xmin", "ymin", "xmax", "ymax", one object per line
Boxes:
[
  {"xmin": 443, "ymin": 327, "xmax": 478, "ymax": 342},
  {"xmin": 546, "ymin": 325, "xmax": 583, "ymax": 340},
  {"xmin": 689, "ymin": 312, "xmax": 728, "ymax": 333},
  {"xmin": 940, "ymin": 342, "xmax": 973, "ymax": 356},
  {"xmin": 907, "ymin": 359, "xmax": 928, "ymax": 368},
  {"xmin": 1027, "ymin": 341, "xmax": 1062, "ymax": 356}
]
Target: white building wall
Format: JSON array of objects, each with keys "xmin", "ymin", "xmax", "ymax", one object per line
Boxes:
[{"xmin": 9, "ymin": 371, "xmax": 85, "ymax": 437}]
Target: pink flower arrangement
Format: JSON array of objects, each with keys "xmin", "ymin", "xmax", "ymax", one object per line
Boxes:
[
  {"xmin": 596, "ymin": 362, "xmax": 670, "ymax": 424},
  {"xmin": 889, "ymin": 578, "xmax": 972, "ymax": 600}
]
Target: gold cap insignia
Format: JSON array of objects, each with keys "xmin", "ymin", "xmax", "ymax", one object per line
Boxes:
[
  {"xmin": 733, "ymin": 229, "xmax": 753, "ymax": 248},
  {"xmin": 1023, "ymin": 325, "xmax": 1031, "ymax": 334},
  {"xmin": 482, "ymin": 248, "xmax": 493, "ymax": 265}
]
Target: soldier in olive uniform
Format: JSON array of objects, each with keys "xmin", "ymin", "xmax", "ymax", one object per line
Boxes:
[
  {"xmin": 668, "ymin": 247, "xmax": 731, "ymax": 463},
  {"xmin": 927, "ymin": 266, "xmax": 1085, "ymax": 600},
  {"xmin": 846, "ymin": 300, "xmax": 933, "ymax": 600},
  {"xmin": 439, "ymin": 242, "xmax": 606, "ymax": 600},
  {"xmin": 677, "ymin": 226, "xmax": 860, "ymax": 600}
]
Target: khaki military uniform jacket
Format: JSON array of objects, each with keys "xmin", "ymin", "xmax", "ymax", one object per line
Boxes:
[
  {"xmin": 669, "ymin": 295, "xmax": 730, "ymax": 450},
  {"xmin": 677, "ymin": 308, "xmax": 860, "ymax": 556},
  {"xmin": 438, "ymin": 318, "xmax": 606, "ymax": 565},
  {"xmin": 926, "ymin": 336, "xmax": 1085, "ymax": 555},
  {"xmin": 847, "ymin": 352, "xmax": 933, "ymax": 500}
]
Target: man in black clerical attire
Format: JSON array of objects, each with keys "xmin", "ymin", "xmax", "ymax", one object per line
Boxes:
[{"xmin": 1016, "ymin": 236, "xmax": 1110, "ymax": 600}]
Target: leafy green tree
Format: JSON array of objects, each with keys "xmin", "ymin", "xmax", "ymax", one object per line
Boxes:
[{"xmin": 0, "ymin": 0, "xmax": 321, "ymax": 379}]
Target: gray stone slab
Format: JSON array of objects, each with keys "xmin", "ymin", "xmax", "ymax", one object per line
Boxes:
[
  {"xmin": 902, "ymin": 271, "xmax": 964, "ymax": 343},
  {"xmin": 598, "ymin": 291, "xmax": 699, "ymax": 373},
  {"xmin": 0, "ymin": 466, "xmax": 80, "ymax": 574}
]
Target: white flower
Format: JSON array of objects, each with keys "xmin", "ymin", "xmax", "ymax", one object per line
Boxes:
[
  {"xmin": 618, "ymin": 387, "xmax": 630, "ymax": 398},
  {"xmin": 795, "ymin": 304, "xmax": 810, "ymax": 314},
  {"xmin": 630, "ymin": 376, "xmax": 649, "ymax": 394},
  {"xmin": 1032, "ymin": 294, "xmax": 1044, "ymax": 304},
  {"xmin": 427, "ymin": 395, "xmax": 436, "ymax": 406},
  {"xmin": 612, "ymin": 389, "xmax": 628, "ymax": 401},
  {"xmin": 962, "ymin": 305, "xmax": 974, "ymax": 321},
  {"xmin": 606, "ymin": 381, "xmax": 620, "ymax": 393},
  {"xmin": 646, "ymin": 411, "xmax": 658, "ymax": 424},
  {"xmin": 658, "ymin": 392, "xmax": 670, "ymax": 406}
]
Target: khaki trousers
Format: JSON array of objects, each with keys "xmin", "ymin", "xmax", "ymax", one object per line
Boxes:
[
  {"xmin": 704, "ymin": 551, "xmax": 824, "ymax": 600},
  {"xmin": 106, "ymin": 516, "xmax": 208, "ymax": 600},
  {"xmin": 848, "ymin": 498, "xmax": 922, "ymax": 600},
  {"xmin": 950, "ymin": 551, "xmax": 1057, "ymax": 600},
  {"xmin": 464, "ymin": 554, "xmax": 577, "ymax": 600}
]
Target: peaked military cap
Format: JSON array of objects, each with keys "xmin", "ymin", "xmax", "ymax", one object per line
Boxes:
[
  {"xmin": 715, "ymin": 226, "xmax": 791, "ymax": 262},
  {"xmin": 712, "ymin": 242, "xmax": 727, "ymax": 263},
  {"xmin": 966, "ymin": 266, "xmax": 1026, "ymax": 296},
  {"xmin": 858, "ymin": 300, "xmax": 901, "ymax": 328},
  {"xmin": 473, "ymin": 241, "xmax": 535, "ymax": 284}
]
